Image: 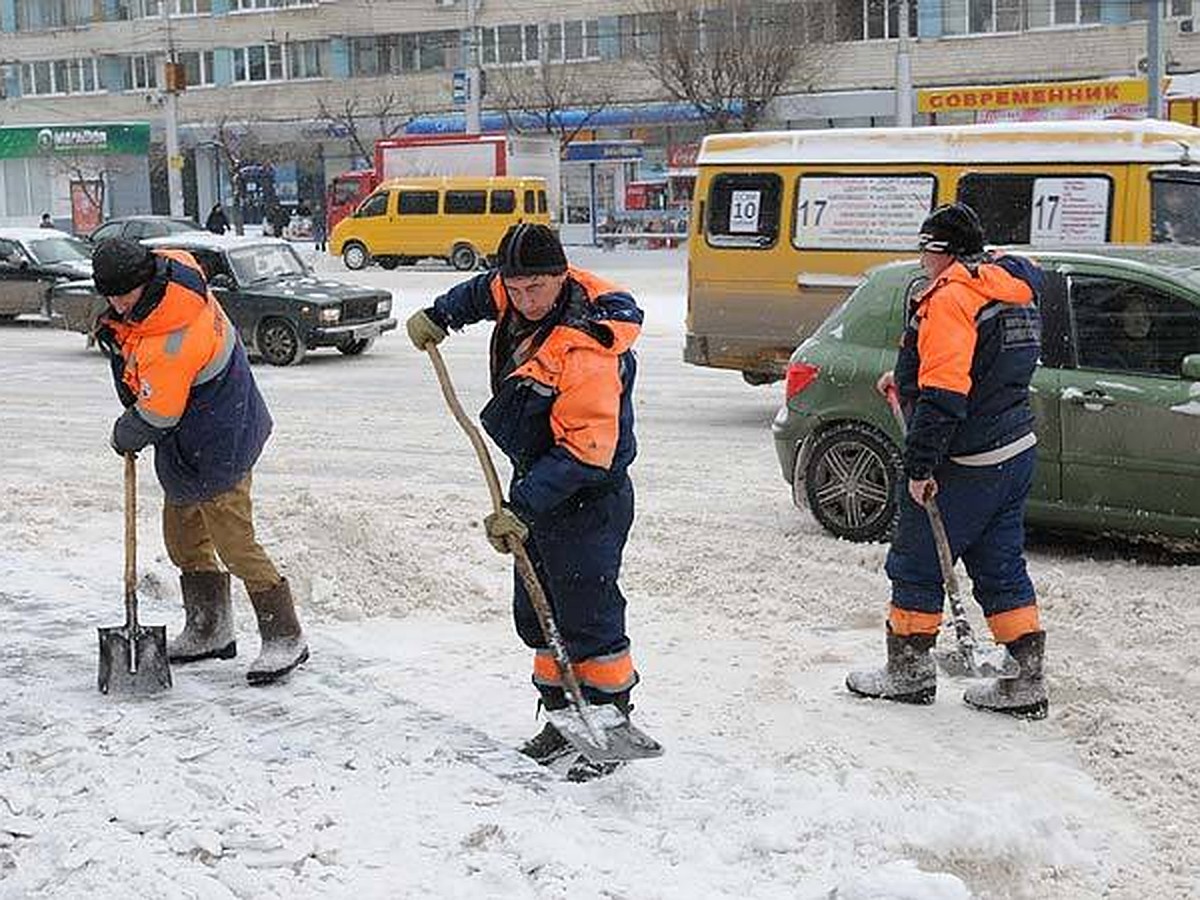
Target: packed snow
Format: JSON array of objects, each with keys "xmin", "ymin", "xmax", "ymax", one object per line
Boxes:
[{"xmin": 1, "ymin": 247, "xmax": 1197, "ymax": 899}]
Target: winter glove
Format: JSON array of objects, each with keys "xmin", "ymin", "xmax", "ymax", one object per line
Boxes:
[
  {"xmin": 483, "ymin": 507, "xmax": 528, "ymax": 554},
  {"xmin": 406, "ymin": 309, "xmax": 447, "ymax": 350}
]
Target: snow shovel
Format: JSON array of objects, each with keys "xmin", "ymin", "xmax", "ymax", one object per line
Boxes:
[
  {"xmin": 884, "ymin": 386, "xmax": 1019, "ymax": 680},
  {"xmin": 98, "ymin": 453, "xmax": 172, "ymax": 696},
  {"xmin": 425, "ymin": 343, "xmax": 662, "ymax": 764}
]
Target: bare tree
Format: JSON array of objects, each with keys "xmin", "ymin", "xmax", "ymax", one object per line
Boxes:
[
  {"xmin": 492, "ymin": 58, "xmax": 615, "ymax": 147},
  {"xmin": 635, "ymin": 0, "xmax": 827, "ymax": 132},
  {"xmin": 205, "ymin": 118, "xmax": 274, "ymax": 235},
  {"xmin": 315, "ymin": 92, "xmax": 409, "ymax": 165},
  {"xmin": 46, "ymin": 152, "xmax": 130, "ymax": 233}
]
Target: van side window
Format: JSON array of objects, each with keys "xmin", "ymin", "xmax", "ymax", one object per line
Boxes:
[
  {"xmin": 491, "ymin": 190, "xmax": 516, "ymax": 214},
  {"xmin": 446, "ymin": 191, "xmax": 487, "ymax": 214},
  {"xmin": 358, "ymin": 192, "xmax": 390, "ymax": 218},
  {"xmin": 1151, "ymin": 177, "xmax": 1200, "ymax": 245},
  {"xmin": 957, "ymin": 174, "xmax": 1111, "ymax": 245},
  {"xmin": 538, "ymin": 191, "xmax": 548, "ymax": 213},
  {"xmin": 792, "ymin": 174, "xmax": 936, "ymax": 250},
  {"xmin": 706, "ymin": 173, "xmax": 781, "ymax": 249},
  {"xmin": 397, "ymin": 191, "xmax": 438, "ymax": 215},
  {"xmin": 524, "ymin": 190, "xmax": 536, "ymax": 214}
]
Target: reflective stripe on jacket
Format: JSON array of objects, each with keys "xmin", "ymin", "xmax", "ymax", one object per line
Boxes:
[
  {"xmin": 106, "ymin": 250, "xmax": 272, "ymax": 502},
  {"xmin": 894, "ymin": 254, "xmax": 1043, "ymax": 480}
]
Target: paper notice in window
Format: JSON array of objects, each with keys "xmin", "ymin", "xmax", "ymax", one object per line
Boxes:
[
  {"xmin": 793, "ymin": 175, "xmax": 935, "ymax": 249},
  {"xmin": 1029, "ymin": 178, "xmax": 1109, "ymax": 244},
  {"xmin": 729, "ymin": 190, "xmax": 762, "ymax": 233}
]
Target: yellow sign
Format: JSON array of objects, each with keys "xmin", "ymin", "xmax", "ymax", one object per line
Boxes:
[
  {"xmin": 917, "ymin": 78, "xmax": 1148, "ymax": 114},
  {"xmin": 169, "ymin": 154, "xmax": 184, "ymax": 171}
]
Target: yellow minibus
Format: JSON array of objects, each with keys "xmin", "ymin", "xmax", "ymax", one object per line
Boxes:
[
  {"xmin": 330, "ymin": 175, "xmax": 552, "ymax": 272},
  {"xmin": 687, "ymin": 119, "xmax": 1200, "ymax": 384}
]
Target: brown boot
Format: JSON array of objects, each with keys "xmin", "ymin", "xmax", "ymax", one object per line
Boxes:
[
  {"xmin": 845, "ymin": 626, "xmax": 937, "ymax": 705},
  {"xmin": 169, "ymin": 571, "xmax": 237, "ymax": 663},
  {"xmin": 246, "ymin": 578, "xmax": 309, "ymax": 686},
  {"xmin": 964, "ymin": 630, "xmax": 1048, "ymax": 720}
]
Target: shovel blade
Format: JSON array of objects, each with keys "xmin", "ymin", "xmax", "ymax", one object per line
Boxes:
[
  {"xmin": 98, "ymin": 625, "xmax": 173, "ymax": 695},
  {"xmin": 933, "ymin": 642, "xmax": 1021, "ymax": 680},
  {"xmin": 546, "ymin": 703, "xmax": 664, "ymax": 764}
]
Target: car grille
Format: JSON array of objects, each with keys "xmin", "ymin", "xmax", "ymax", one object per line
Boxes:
[{"xmin": 342, "ymin": 296, "xmax": 380, "ymax": 324}]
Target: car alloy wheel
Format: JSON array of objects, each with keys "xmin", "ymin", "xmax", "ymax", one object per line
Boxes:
[
  {"xmin": 258, "ymin": 317, "xmax": 306, "ymax": 366},
  {"xmin": 342, "ymin": 243, "xmax": 369, "ymax": 270},
  {"xmin": 802, "ymin": 422, "xmax": 901, "ymax": 543}
]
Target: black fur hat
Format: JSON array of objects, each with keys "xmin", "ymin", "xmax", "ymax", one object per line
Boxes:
[
  {"xmin": 498, "ymin": 223, "xmax": 567, "ymax": 277},
  {"xmin": 92, "ymin": 238, "xmax": 157, "ymax": 297},
  {"xmin": 918, "ymin": 203, "xmax": 984, "ymax": 258}
]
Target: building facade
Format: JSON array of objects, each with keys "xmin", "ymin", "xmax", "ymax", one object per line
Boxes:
[{"xmin": 1, "ymin": 0, "xmax": 1199, "ymax": 230}]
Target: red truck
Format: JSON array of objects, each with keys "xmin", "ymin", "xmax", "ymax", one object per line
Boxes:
[{"xmin": 326, "ymin": 133, "xmax": 561, "ymax": 231}]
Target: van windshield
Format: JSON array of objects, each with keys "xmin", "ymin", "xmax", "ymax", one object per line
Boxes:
[{"xmin": 1152, "ymin": 178, "xmax": 1200, "ymax": 246}]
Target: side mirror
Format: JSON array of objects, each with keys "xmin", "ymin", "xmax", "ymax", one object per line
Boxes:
[
  {"xmin": 210, "ymin": 273, "xmax": 235, "ymax": 290},
  {"xmin": 1181, "ymin": 353, "xmax": 1200, "ymax": 380}
]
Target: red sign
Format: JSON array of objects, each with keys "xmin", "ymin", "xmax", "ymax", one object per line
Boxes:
[
  {"xmin": 70, "ymin": 181, "xmax": 103, "ymax": 235},
  {"xmin": 667, "ymin": 142, "xmax": 701, "ymax": 170}
]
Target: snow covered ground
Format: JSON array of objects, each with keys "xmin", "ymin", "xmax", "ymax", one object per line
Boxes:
[{"xmin": 1, "ymin": 247, "xmax": 1197, "ymax": 899}]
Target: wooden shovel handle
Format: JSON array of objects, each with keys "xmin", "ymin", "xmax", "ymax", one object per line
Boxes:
[{"xmin": 124, "ymin": 453, "xmax": 137, "ymax": 628}]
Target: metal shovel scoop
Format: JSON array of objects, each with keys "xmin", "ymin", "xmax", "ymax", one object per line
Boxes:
[
  {"xmin": 885, "ymin": 386, "xmax": 1019, "ymax": 680},
  {"xmin": 425, "ymin": 344, "xmax": 663, "ymax": 764},
  {"xmin": 98, "ymin": 454, "xmax": 172, "ymax": 695}
]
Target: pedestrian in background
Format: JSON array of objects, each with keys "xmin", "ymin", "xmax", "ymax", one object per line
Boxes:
[
  {"xmin": 205, "ymin": 203, "xmax": 229, "ymax": 235},
  {"xmin": 91, "ymin": 237, "xmax": 308, "ymax": 686},
  {"xmin": 846, "ymin": 203, "xmax": 1049, "ymax": 720}
]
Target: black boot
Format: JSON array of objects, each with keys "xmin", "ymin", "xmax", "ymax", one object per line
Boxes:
[
  {"xmin": 520, "ymin": 692, "xmax": 574, "ymax": 765},
  {"xmin": 168, "ymin": 571, "xmax": 237, "ymax": 663},
  {"xmin": 964, "ymin": 630, "xmax": 1048, "ymax": 720},
  {"xmin": 246, "ymin": 578, "xmax": 309, "ymax": 686},
  {"xmin": 845, "ymin": 627, "xmax": 937, "ymax": 705}
]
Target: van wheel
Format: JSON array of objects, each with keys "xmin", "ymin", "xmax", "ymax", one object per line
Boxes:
[
  {"xmin": 802, "ymin": 422, "xmax": 901, "ymax": 543},
  {"xmin": 377, "ymin": 257, "xmax": 399, "ymax": 270},
  {"xmin": 450, "ymin": 244, "xmax": 478, "ymax": 271},
  {"xmin": 258, "ymin": 318, "xmax": 306, "ymax": 366},
  {"xmin": 743, "ymin": 370, "xmax": 781, "ymax": 386},
  {"xmin": 342, "ymin": 242, "xmax": 370, "ymax": 271}
]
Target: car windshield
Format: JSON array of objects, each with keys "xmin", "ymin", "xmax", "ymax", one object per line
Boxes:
[
  {"xmin": 227, "ymin": 244, "xmax": 307, "ymax": 283},
  {"xmin": 26, "ymin": 236, "xmax": 92, "ymax": 264}
]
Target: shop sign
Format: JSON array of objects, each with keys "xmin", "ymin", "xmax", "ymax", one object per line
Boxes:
[
  {"xmin": 667, "ymin": 142, "xmax": 701, "ymax": 170},
  {"xmin": 917, "ymin": 78, "xmax": 1147, "ymax": 114},
  {"xmin": 563, "ymin": 141, "xmax": 644, "ymax": 162},
  {"xmin": 0, "ymin": 123, "xmax": 151, "ymax": 159}
]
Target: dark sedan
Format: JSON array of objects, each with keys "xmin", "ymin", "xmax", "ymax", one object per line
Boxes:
[
  {"xmin": 144, "ymin": 234, "xmax": 397, "ymax": 365},
  {"xmin": 0, "ymin": 228, "xmax": 93, "ymax": 319},
  {"xmin": 88, "ymin": 216, "xmax": 203, "ymax": 243}
]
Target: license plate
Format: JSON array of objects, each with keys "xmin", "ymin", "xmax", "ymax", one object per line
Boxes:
[{"xmin": 353, "ymin": 324, "xmax": 380, "ymax": 340}]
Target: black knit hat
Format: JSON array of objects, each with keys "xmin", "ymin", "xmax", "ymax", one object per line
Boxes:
[
  {"xmin": 918, "ymin": 203, "xmax": 984, "ymax": 257},
  {"xmin": 498, "ymin": 223, "xmax": 567, "ymax": 277},
  {"xmin": 93, "ymin": 238, "xmax": 157, "ymax": 297}
]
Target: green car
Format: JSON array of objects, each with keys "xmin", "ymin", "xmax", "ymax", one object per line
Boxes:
[{"xmin": 772, "ymin": 247, "xmax": 1200, "ymax": 546}]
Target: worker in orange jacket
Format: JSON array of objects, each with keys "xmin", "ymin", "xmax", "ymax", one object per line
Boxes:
[
  {"xmin": 92, "ymin": 238, "xmax": 307, "ymax": 686},
  {"xmin": 846, "ymin": 203, "xmax": 1048, "ymax": 719},
  {"xmin": 406, "ymin": 224, "xmax": 645, "ymax": 779}
]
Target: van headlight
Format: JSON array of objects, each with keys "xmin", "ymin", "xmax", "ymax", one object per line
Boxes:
[
  {"xmin": 319, "ymin": 306, "xmax": 341, "ymax": 324},
  {"xmin": 376, "ymin": 297, "xmax": 391, "ymax": 315}
]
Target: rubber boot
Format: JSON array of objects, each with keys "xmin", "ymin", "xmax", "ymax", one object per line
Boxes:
[
  {"xmin": 845, "ymin": 627, "xmax": 937, "ymax": 705},
  {"xmin": 963, "ymin": 630, "xmax": 1048, "ymax": 720},
  {"xmin": 168, "ymin": 571, "xmax": 237, "ymax": 663},
  {"xmin": 246, "ymin": 578, "xmax": 309, "ymax": 686},
  {"xmin": 520, "ymin": 688, "xmax": 573, "ymax": 764}
]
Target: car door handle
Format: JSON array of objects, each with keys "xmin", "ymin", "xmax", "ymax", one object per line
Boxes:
[{"xmin": 1067, "ymin": 390, "xmax": 1116, "ymax": 408}]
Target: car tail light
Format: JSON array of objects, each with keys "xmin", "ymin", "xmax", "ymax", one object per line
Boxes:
[{"xmin": 785, "ymin": 361, "xmax": 820, "ymax": 401}]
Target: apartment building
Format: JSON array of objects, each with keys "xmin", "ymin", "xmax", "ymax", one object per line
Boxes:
[{"xmin": 2, "ymin": 0, "xmax": 1199, "ymax": 230}]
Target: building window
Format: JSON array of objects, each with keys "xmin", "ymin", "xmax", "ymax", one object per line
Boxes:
[
  {"xmin": 231, "ymin": 0, "xmax": 315, "ymax": 11},
  {"xmin": 15, "ymin": 0, "xmax": 99, "ymax": 30},
  {"xmin": 178, "ymin": 50, "xmax": 215, "ymax": 87},
  {"xmin": 288, "ymin": 40, "xmax": 327, "ymax": 79},
  {"xmin": 173, "ymin": 0, "xmax": 213, "ymax": 15},
  {"xmin": 837, "ymin": 1, "xmax": 918, "ymax": 40},
  {"xmin": 232, "ymin": 44, "xmax": 286, "ymax": 83},
  {"xmin": 125, "ymin": 54, "xmax": 159, "ymax": 91},
  {"xmin": 19, "ymin": 58, "xmax": 102, "ymax": 95},
  {"xmin": 1026, "ymin": 0, "xmax": 1102, "ymax": 27}
]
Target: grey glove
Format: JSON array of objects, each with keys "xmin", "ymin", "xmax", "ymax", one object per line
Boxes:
[
  {"xmin": 483, "ymin": 507, "xmax": 528, "ymax": 554},
  {"xmin": 406, "ymin": 309, "xmax": 447, "ymax": 350}
]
